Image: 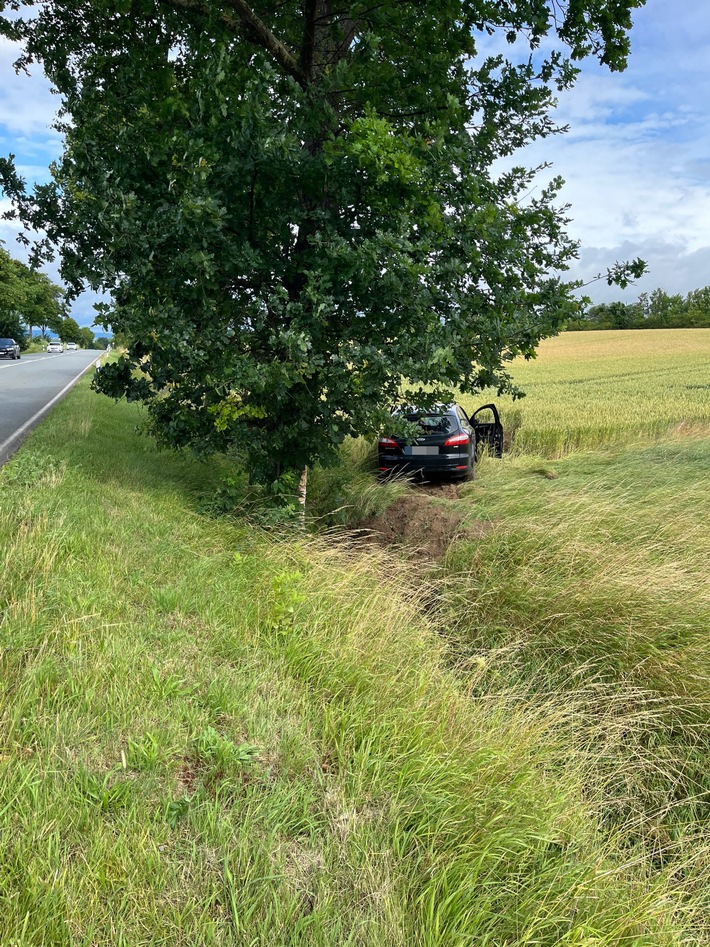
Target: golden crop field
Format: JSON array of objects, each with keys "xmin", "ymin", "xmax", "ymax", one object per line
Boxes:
[{"xmin": 460, "ymin": 328, "xmax": 710, "ymax": 457}]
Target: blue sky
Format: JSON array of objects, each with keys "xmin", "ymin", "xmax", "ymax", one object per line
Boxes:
[
  {"xmin": 1, "ymin": 0, "xmax": 710, "ymax": 326},
  {"xmin": 493, "ymin": 0, "xmax": 710, "ymax": 302}
]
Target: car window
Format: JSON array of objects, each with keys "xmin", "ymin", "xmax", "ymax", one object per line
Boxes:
[
  {"xmin": 0, "ymin": 339, "xmax": 14, "ymax": 345},
  {"xmin": 406, "ymin": 413, "xmax": 453, "ymax": 435},
  {"xmin": 473, "ymin": 406, "xmax": 497, "ymax": 424}
]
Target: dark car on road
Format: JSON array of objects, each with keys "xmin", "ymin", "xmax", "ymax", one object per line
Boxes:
[
  {"xmin": 0, "ymin": 338, "xmax": 21, "ymax": 360},
  {"xmin": 378, "ymin": 403, "xmax": 503, "ymax": 481}
]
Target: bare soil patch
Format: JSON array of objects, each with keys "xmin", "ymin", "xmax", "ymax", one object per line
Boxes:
[
  {"xmin": 356, "ymin": 487, "xmax": 489, "ymax": 559},
  {"xmin": 418, "ymin": 481, "xmax": 461, "ymax": 500}
]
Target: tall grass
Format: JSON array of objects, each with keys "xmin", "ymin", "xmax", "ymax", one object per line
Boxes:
[
  {"xmin": 306, "ymin": 437, "xmax": 408, "ymax": 527},
  {"xmin": 0, "ymin": 378, "xmax": 707, "ymax": 943},
  {"xmin": 196, "ymin": 436, "xmax": 407, "ymax": 528},
  {"xmin": 440, "ymin": 434, "xmax": 710, "ymax": 904}
]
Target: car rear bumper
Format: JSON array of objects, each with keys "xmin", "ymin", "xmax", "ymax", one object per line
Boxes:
[{"xmin": 378, "ymin": 453, "xmax": 471, "ymax": 477}]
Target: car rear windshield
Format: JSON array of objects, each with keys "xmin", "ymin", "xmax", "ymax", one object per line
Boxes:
[{"xmin": 405, "ymin": 413, "xmax": 453, "ymax": 435}]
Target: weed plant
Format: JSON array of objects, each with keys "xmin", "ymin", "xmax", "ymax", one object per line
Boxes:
[{"xmin": 306, "ymin": 438, "xmax": 408, "ymax": 528}]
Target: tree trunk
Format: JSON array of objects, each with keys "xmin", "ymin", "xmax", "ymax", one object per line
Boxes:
[{"xmin": 297, "ymin": 465, "xmax": 308, "ymax": 529}]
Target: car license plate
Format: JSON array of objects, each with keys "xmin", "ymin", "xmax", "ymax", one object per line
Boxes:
[{"xmin": 403, "ymin": 446, "xmax": 438, "ymax": 456}]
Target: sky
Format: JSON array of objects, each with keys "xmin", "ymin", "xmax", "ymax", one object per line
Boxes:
[{"xmin": 1, "ymin": 0, "xmax": 709, "ymax": 328}]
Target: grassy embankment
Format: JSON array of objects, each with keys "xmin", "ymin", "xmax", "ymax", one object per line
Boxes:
[
  {"xmin": 23, "ymin": 340, "xmax": 50, "ymax": 354},
  {"xmin": 453, "ymin": 330, "xmax": 710, "ymax": 690},
  {"xmin": 450, "ymin": 328, "xmax": 710, "ymax": 931},
  {"xmin": 0, "ymin": 329, "xmax": 708, "ymax": 943}
]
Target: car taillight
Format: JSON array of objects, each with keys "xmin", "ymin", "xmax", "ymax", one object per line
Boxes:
[
  {"xmin": 443, "ymin": 433, "xmax": 470, "ymax": 448},
  {"xmin": 378, "ymin": 437, "xmax": 398, "ymax": 449}
]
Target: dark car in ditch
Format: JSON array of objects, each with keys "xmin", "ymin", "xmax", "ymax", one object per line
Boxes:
[{"xmin": 378, "ymin": 403, "xmax": 503, "ymax": 481}]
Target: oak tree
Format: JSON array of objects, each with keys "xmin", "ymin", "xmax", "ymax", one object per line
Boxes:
[{"xmin": 1, "ymin": 0, "xmax": 645, "ymax": 478}]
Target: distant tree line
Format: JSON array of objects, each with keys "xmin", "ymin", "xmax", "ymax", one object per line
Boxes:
[
  {"xmin": 568, "ymin": 287, "xmax": 710, "ymax": 331},
  {"xmin": 0, "ymin": 243, "xmax": 97, "ymax": 347}
]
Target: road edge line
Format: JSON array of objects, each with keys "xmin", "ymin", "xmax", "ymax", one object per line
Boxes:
[{"xmin": 0, "ymin": 354, "xmax": 104, "ymax": 467}]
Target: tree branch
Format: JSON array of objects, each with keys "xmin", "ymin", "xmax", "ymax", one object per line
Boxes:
[
  {"xmin": 301, "ymin": 2, "xmax": 362, "ymax": 77},
  {"xmin": 160, "ymin": 0, "xmax": 308, "ymax": 87},
  {"xmin": 221, "ymin": 0, "xmax": 307, "ymax": 85},
  {"xmin": 330, "ymin": 14, "xmax": 359, "ymax": 63}
]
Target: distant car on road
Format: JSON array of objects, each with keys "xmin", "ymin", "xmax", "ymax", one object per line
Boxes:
[
  {"xmin": 47, "ymin": 341, "xmax": 64, "ymax": 353},
  {"xmin": 0, "ymin": 338, "xmax": 21, "ymax": 360},
  {"xmin": 65, "ymin": 342, "xmax": 78, "ymax": 350},
  {"xmin": 378, "ymin": 402, "xmax": 503, "ymax": 481}
]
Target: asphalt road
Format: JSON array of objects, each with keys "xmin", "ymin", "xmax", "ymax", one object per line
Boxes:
[{"xmin": 0, "ymin": 349, "xmax": 101, "ymax": 464}]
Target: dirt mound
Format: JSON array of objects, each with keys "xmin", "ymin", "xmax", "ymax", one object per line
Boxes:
[
  {"xmin": 418, "ymin": 481, "xmax": 461, "ymax": 499},
  {"xmin": 356, "ymin": 491, "xmax": 489, "ymax": 559}
]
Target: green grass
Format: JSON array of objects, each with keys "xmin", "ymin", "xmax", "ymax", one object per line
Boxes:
[
  {"xmin": 441, "ymin": 333, "xmax": 710, "ymax": 917},
  {"xmin": 23, "ymin": 339, "xmax": 53, "ymax": 353},
  {"xmin": 1, "ymin": 372, "xmax": 708, "ymax": 942},
  {"xmin": 451, "ymin": 437, "xmax": 709, "ymax": 680},
  {"xmin": 197, "ymin": 436, "xmax": 408, "ymax": 530},
  {"xmin": 3, "ymin": 329, "xmax": 710, "ymax": 943},
  {"xmin": 443, "ymin": 435, "xmax": 710, "ymax": 840},
  {"xmin": 449, "ymin": 331, "xmax": 710, "ymax": 701}
]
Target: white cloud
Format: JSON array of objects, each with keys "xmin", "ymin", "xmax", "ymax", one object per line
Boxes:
[
  {"xmin": 573, "ymin": 240, "xmax": 710, "ymax": 301},
  {"xmin": 524, "ymin": 131, "xmax": 710, "ymax": 252},
  {"xmin": 0, "ymin": 38, "xmax": 61, "ymax": 140},
  {"xmin": 502, "ymin": 0, "xmax": 710, "ymax": 300}
]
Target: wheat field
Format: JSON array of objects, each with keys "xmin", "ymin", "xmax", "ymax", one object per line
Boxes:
[{"xmin": 459, "ymin": 328, "xmax": 710, "ymax": 456}]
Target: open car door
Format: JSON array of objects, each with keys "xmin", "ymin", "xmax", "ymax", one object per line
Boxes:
[{"xmin": 471, "ymin": 404, "xmax": 504, "ymax": 458}]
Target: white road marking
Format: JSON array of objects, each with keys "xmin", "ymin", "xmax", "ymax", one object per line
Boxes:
[{"xmin": 0, "ymin": 354, "xmax": 61, "ymax": 370}]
